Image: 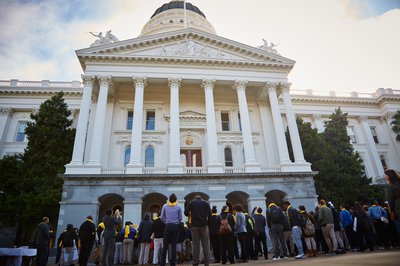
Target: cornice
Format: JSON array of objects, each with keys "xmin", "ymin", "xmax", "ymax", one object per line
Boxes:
[
  {"xmin": 0, "ymin": 89, "xmax": 82, "ymax": 97},
  {"xmin": 290, "ymin": 96, "xmax": 384, "ymax": 106}
]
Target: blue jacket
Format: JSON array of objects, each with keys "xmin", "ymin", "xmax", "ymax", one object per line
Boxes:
[
  {"xmin": 235, "ymin": 212, "xmax": 247, "ymax": 233},
  {"xmin": 368, "ymin": 205, "xmax": 384, "ymax": 220},
  {"xmin": 121, "ymin": 225, "xmax": 136, "ymax": 240},
  {"xmin": 340, "ymin": 209, "xmax": 352, "ymax": 228}
]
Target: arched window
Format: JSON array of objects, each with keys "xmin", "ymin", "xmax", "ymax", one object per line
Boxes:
[
  {"xmin": 124, "ymin": 146, "xmax": 131, "ymax": 166},
  {"xmin": 145, "ymin": 146, "xmax": 155, "ymax": 167},
  {"xmin": 224, "ymin": 147, "xmax": 233, "ymax": 167}
]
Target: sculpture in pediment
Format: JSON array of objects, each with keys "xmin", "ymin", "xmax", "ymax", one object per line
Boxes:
[{"xmin": 90, "ymin": 30, "xmax": 119, "ymax": 47}]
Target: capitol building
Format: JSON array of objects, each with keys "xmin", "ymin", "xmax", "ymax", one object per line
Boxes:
[{"xmin": 0, "ymin": 1, "xmax": 399, "ymax": 232}]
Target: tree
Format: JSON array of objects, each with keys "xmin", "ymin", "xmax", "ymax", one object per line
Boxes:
[
  {"xmin": 390, "ymin": 110, "xmax": 400, "ymax": 142},
  {"xmin": 0, "ymin": 92, "xmax": 75, "ymax": 244},
  {"xmin": 316, "ymin": 108, "xmax": 383, "ymax": 205}
]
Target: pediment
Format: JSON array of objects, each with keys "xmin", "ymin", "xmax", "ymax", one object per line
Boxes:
[{"xmin": 77, "ymin": 28, "xmax": 295, "ymax": 71}]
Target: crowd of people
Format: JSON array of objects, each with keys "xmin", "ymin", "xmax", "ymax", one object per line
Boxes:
[{"xmin": 36, "ymin": 169, "xmax": 400, "ymax": 266}]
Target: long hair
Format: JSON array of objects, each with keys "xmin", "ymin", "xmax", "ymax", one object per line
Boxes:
[{"xmin": 385, "ymin": 169, "xmax": 400, "ymax": 184}]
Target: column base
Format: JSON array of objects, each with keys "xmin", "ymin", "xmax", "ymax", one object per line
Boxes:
[
  {"xmin": 280, "ymin": 162, "xmax": 312, "ymax": 172},
  {"xmin": 168, "ymin": 163, "xmax": 184, "ymax": 174},
  {"xmin": 207, "ymin": 163, "xmax": 224, "ymax": 173},
  {"xmin": 245, "ymin": 162, "xmax": 261, "ymax": 173},
  {"xmin": 125, "ymin": 163, "xmax": 143, "ymax": 174}
]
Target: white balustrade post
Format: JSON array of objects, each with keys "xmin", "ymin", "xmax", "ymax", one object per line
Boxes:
[
  {"xmin": 126, "ymin": 77, "xmax": 147, "ymax": 174},
  {"xmin": 168, "ymin": 78, "xmax": 184, "ymax": 173},
  {"xmin": 233, "ymin": 80, "xmax": 260, "ymax": 172},
  {"xmin": 202, "ymin": 79, "xmax": 223, "ymax": 173}
]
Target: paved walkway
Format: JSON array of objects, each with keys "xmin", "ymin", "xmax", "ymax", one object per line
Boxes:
[{"xmin": 219, "ymin": 250, "xmax": 400, "ymax": 266}]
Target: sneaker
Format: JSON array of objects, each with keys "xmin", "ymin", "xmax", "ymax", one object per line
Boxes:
[
  {"xmin": 282, "ymin": 257, "xmax": 288, "ymax": 260},
  {"xmin": 272, "ymin": 257, "xmax": 280, "ymax": 261},
  {"xmin": 295, "ymin": 253, "xmax": 304, "ymax": 259}
]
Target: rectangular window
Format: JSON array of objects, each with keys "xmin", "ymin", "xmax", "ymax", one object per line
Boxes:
[
  {"xmin": 16, "ymin": 122, "xmax": 27, "ymax": 142},
  {"xmin": 370, "ymin": 127, "xmax": 379, "ymax": 144},
  {"xmin": 347, "ymin": 126, "xmax": 357, "ymax": 143},
  {"xmin": 380, "ymin": 155, "xmax": 387, "ymax": 169},
  {"xmin": 127, "ymin": 111, "xmax": 133, "ymax": 130},
  {"xmin": 221, "ymin": 112, "xmax": 230, "ymax": 131},
  {"xmin": 238, "ymin": 112, "xmax": 242, "ymax": 131},
  {"xmin": 146, "ymin": 111, "xmax": 156, "ymax": 130}
]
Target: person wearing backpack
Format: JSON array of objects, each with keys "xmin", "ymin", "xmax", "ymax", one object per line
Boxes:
[
  {"xmin": 244, "ymin": 212, "xmax": 255, "ymax": 260},
  {"xmin": 252, "ymin": 207, "xmax": 268, "ymax": 260},
  {"xmin": 219, "ymin": 205, "xmax": 235, "ymax": 264},
  {"xmin": 267, "ymin": 202, "xmax": 288, "ymax": 260},
  {"xmin": 283, "ymin": 201, "xmax": 305, "ymax": 259},
  {"xmin": 298, "ymin": 206, "xmax": 317, "ymax": 257}
]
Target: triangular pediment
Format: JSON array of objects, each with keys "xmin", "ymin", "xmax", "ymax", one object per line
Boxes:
[{"xmin": 76, "ymin": 28, "xmax": 295, "ymax": 71}]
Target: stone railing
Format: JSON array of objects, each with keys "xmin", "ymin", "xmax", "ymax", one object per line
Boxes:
[
  {"xmin": 143, "ymin": 167, "xmax": 168, "ymax": 174},
  {"xmin": 224, "ymin": 167, "xmax": 245, "ymax": 173},
  {"xmin": 185, "ymin": 167, "xmax": 206, "ymax": 174}
]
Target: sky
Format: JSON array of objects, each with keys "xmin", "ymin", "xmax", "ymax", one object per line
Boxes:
[{"xmin": 0, "ymin": 0, "xmax": 399, "ymax": 94}]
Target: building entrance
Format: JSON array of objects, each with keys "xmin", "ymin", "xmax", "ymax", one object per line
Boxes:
[{"xmin": 180, "ymin": 149, "xmax": 202, "ymax": 167}]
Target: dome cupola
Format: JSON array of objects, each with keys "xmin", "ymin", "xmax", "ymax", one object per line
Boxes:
[{"xmin": 140, "ymin": 0, "xmax": 216, "ymax": 36}]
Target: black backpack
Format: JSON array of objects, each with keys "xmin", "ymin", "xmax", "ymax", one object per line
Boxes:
[{"xmin": 269, "ymin": 207, "xmax": 282, "ymax": 224}]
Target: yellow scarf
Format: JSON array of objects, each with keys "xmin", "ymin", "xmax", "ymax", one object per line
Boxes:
[
  {"xmin": 167, "ymin": 201, "xmax": 178, "ymax": 207},
  {"xmin": 341, "ymin": 208, "xmax": 346, "ymax": 211},
  {"xmin": 211, "ymin": 213, "xmax": 218, "ymax": 216},
  {"xmin": 299, "ymin": 210, "xmax": 306, "ymax": 214},
  {"xmin": 268, "ymin": 203, "xmax": 277, "ymax": 208},
  {"xmin": 320, "ymin": 205, "xmax": 327, "ymax": 208},
  {"xmin": 372, "ymin": 204, "xmax": 378, "ymax": 207},
  {"xmin": 124, "ymin": 225, "xmax": 130, "ymax": 238}
]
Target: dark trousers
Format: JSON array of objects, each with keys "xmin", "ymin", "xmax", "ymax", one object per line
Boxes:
[
  {"xmin": 237, "ymin": 232, "xmax": 247, "ymax": 261},
  {"xmin": 357, "ymin": 226, "xmax": 374, "ymax": 251},
  {"xmin": 373, "ymin": 220, "xmax": 389, "ymax": 247},
  {"xmin": 102, "ymin": 238, "xmax": 116, "ymax": 266},
  {"xmin": 210, "ymin": 234, "xmax": 220, "ymax": 261},
  {"xmin": 245, "ymin": 231, "xmax": 255, "ymax": 259},
  {"xmin": 79, "ymin": 240, "xmax": 94, "ymax": 266},
  {"xmin": 254, "ymin": 232, "xmax": 268, "ymax": 259},
  {"xmin": 220, "ymin": 233, "xmax": 235, "ymax": 264},
  {"xmin": 36, "ymin": 245, "xmax": 49, "ymax": 266},
  {"xmin": 161, "ymin": 223, "xmax": 179, "ymax": 266}
]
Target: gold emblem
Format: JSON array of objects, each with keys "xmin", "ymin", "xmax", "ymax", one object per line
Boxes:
[{"xmin": 185, "ymin": 136, "xmax": 193, "ymax": 145}]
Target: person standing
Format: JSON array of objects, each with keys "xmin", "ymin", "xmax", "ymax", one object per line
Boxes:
[
  {"xmin": 184, "ymin": 195, "xmax": 211, "ymax": 266},
  {"xmin": 318, "ymin": 200, "xmax": 338, "ymax": 255},
  {"xmin": 35, "ymin": 217, "xmax": 50, "ymax": 266},
  {"xmin": 339, "ymin": 204, "xmax": 354, "ymax": 249},
  {"xmin": 298, "ymin": 206, "xmax": 317, "ymax": 257},
  {"xmin": 353, "ymin": 202, "xmax": 374, "ymax": 251},
  {"xmin": 233, "ymin": 204, "xmax": 247, "ymax": 263},
  {"xmin": 78, "ymin": 215, "xmax": 96, "ymax": 266},
  {"xmin": 138, "ymin": 213, "xmax": 153, "ymax": 265},
  {"xmin": 152, "ymin": 213, "xmax": 166, "ymax": 265},
  {"xmin": 59, "ymin": 224, "xmax": 79, "ymax": 265},
  {"xmin": 252, "ymin": 207, "xmax": 268, "ymax": 260},
  {"xmin": 283, "ymin": 201, "xmax": 305, "ymax": 259},
  {"xmin": 121, "ymin": 221, "xmax": 136, "ymax": 264},
  {"xmin": 101, "ymin": 209, "xmax": 122, "ymax": 266},
  {"xmin": 267, "ymin": 202, "xmax": 288, "ymax": 260},
  {"xmin": 385, "ymin": 169, "xmax": 400, "ymax": 235},
  {"xmin": 160, "ymin": 193, "xmax": 182, "ymax": 266},
  {"xmin": 208, "ymin": 206, "xmax": 221, "ymax": 263},
  {"xmin": 219, "ymin": 206, "xmax": 235, "ymax": 265}
]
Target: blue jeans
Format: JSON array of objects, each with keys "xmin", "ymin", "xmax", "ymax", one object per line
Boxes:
[{"xmin": 292, "ymin": 226, "xmax": 304, "ymax": 255}]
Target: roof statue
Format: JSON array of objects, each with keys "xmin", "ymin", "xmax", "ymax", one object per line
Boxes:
[
  {"xmin": 90, "ymin": 30, "xmax": 119, "ymax": 47},
  {"xmin": 259, "ymin": 39, "xmax": 280, "ymax": 55}
]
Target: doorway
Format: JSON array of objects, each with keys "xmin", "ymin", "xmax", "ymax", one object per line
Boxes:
[{"xmin": 180, "ymin": 149, "xmax": 202, "ymax": 167}]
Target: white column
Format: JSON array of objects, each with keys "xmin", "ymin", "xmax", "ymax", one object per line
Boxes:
[
  {"xmin": 202, "ymin": 79, "xmax": 223, "ymax": 173},
  {"xmin": 126, "ymin": 77, "xmax": 147, "ymax": 174},
  {"xmin": 0, "ymin": 107, "xmax": 12, "ymax": 154},
  {"xmin": 68, "ymin": 75, "xmax": 94, "ymax": 165},
  {"xmin": 280, "ymin": 83, "xmax": 306, "ymax": 163},
  {"xmin": 312, "ymin": 113, "xmax": 324, "ymax": 133},
  {"xmin": 264, "ymin": 82, "xmax": 291, "ymax": 164},
  {"xmin": 383, "ymin": 113, "xmax": 400, "ymax": 160},
  {"xmin": 359, "ymin": 116, "xmax": 385, "ymax": 178},
  {"xmin": 258, "ymin": 100, "xmax": 279, "ymax": 166},
  {"xmin": 87, "ymin": 76, "xmax": 111, "ymax": 170},
  {"xmin": 123, "ymin": 200, "xmax": 142, "ymax": 226},
  {"xmin": 233, "ymin": 80, "xmax": 260, "ymax": 172},
  {"xmin": 168, "ymin": 78, "xmax": 184, "ymax": 173}
]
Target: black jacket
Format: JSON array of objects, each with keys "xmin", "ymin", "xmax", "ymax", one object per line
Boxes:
[
  {"xmin": 152, "ymin": 217, "xmax": 165, "ymax": 238},
  {"xmin": 220, "ymin": 212, "xmax": 235, "ymax": 235},
  {"xmin": 138, "ymin": 214, "xmax": 153, "ymax": 243},
  {"xmin": 79, "ymin": 219, "xmax": 96, "ymax": 243},
  {"xmin": 59, "ymin": 228, "xmax": 78, "ymax": 248},
  {"xmin": 287, "ymin": 206, "xmax": 302, "ymax": 227},
  {"xmin": 208, "ymin": 214, "xmax": 222, "ymax": 235},
  {"xmin": 252, "ymin": 213, "xmax": 267, "ymax": 233},
  {"xmin": 184, "ymin": 197, "xmax": 211, "ymax": 227},
  {"xmin": 35, "ymin": 222, "xmax": 50, "ymax": 248}
]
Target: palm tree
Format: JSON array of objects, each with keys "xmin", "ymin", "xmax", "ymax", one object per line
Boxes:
[{"xmin": 391, "ymin": 110, "xmax": 400, "ymax": 142}]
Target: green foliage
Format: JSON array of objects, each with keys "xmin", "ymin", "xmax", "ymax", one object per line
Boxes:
[
  {"xmin": 0, "ymin": 92, "xmax": 75, "ymax": 241},
  {"xmin": 391, "ymin": 110, "xmax": 400, "ymax": 142},
  {"xmin": 290, "ymin": 108, "xmax": 384, "ymax": 206}
]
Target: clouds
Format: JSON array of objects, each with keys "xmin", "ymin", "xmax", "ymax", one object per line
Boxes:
[{"xmin": 0, "ymin": 0, "xmax": 399, "ymax": 93}]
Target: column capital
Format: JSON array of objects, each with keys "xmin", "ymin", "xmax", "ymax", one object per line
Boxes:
[
  {"xmin": 98, "ymin": 76, "xmax": 112, "ymax": 86},
  {"xmin": 0, "ymin": 107, "xmax": 12, "ymax": 116},
  {"xmin": 312, "ymin": 113, "xmax": 321, "ymax": 120},
  {"xmin": 201, "ymin": 79, "xmax": 216, "ymax": 89},
  {"xmin": 383, "ymin": 111, "xmax": 396, "ymax": 122},
  {"xmin": 278, "ymin": 82, "xmax": 292, "ymax": 93},
  {"xmin": 81, "ymin": 75, "xmax": 95, "ymax": 85},
  {"xmin": 263, "ymin": 81, "xmax": 279, "ymax": 92},
  {"xmin": 133, "ymin": 76, "xmax": 147, "ymax": 87},
  {"xmin": 233, "ymin": 80, "xmax": 248, "ymax": 90},
  {"xmin": 168, "ymin": 77, "xmax": 182, "ymax": 88},
  {"xmin": 358, "ymin": 115, "xmax": 368, "ymax": 122}
]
